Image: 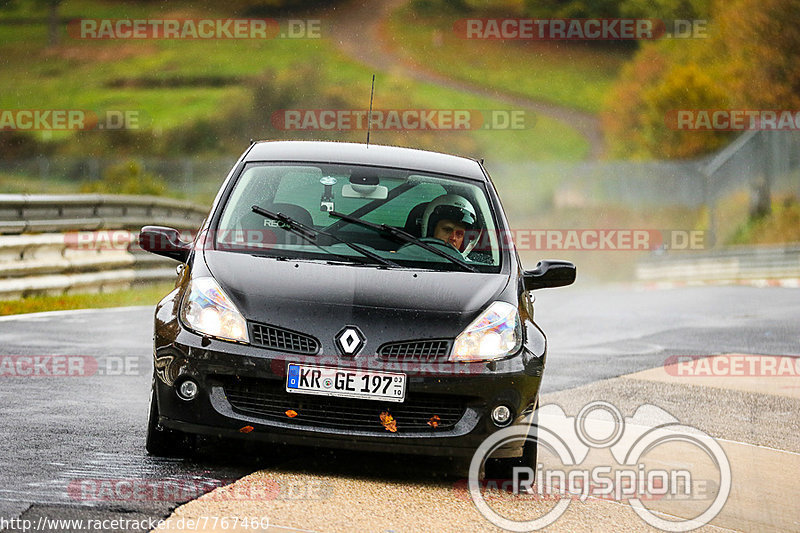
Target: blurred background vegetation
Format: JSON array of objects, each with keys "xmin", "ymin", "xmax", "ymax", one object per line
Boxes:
[
  {"xmin": 7, "ymin": 0, "xmax": 797, "ymax": 161},
  {"xmin": 1, "ymin": 0, "xmax": 798, "ymax": 262}
]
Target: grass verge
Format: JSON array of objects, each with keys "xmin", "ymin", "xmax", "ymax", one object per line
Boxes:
[
  {"xmin": 726, "ymin": 195, "xmax": 800, "ymax": 245},
  {"xmin": 0, "ymin": 282, "xmax": 174, "ymax": 316}
]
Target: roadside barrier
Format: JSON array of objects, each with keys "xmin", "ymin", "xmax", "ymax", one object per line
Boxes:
[
  {"xmin": 636, "ymin": 244, "xmax": 800, "ymax": 285},
  {"xmin": 0, "ymin": 194, "xmax": 206, "ymax": 299}
]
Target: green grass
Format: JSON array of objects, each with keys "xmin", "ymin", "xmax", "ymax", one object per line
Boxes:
[
  {"xmin": 386, "ymin": 6, "xmax": 630, "ymax": 114},
  {"xmin": 0, "ymin": 171, "xmax": 82, "ymax": 194},
  {"xmin": 0, "ymin": 33, "xmax": 322, "ymax": 135},
  {"xmin": 360, "ymin": 75, "xmax": 590, "ymax": 161},
  {"xmin": 0, "ymin": 0, "xmax": 589, "ymax": 163},
  {"xmin": 0, "ymin": 282, "xmax": 175, "ymax": 316},
  {"xmin": 727, "ymin": 194, "xmax": 800, "ymax": 245}
]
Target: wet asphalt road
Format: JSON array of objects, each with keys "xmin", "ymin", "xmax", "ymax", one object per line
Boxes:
[
  {"xmin": 534, "ymin": 284, "xmax": 800, "ymax": 393},
  {"xmin": 0, "ymin": 307, "xmax": 257, "ymax": 532},
  {"xmin": 0, "ymin": 284, "xmax": 798, "ymax": 531}
]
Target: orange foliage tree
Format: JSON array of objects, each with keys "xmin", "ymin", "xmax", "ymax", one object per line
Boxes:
[{"xmin": 603, "ymin": 0, "xmax": 800, "ymax": 159}]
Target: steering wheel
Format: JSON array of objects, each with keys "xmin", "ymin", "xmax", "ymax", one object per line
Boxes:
[{"xmin": 397, "ymin": 237, "xmax": 466, "ymax": 259}]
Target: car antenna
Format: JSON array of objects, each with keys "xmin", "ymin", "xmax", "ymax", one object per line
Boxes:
[{"xmin": 366, "ymin": 74, "xmax": 375, "ymax": 148}]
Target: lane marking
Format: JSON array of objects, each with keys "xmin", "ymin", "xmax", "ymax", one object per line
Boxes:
[
  {"xmin": 623, "ymin": 353, "xmax": 800, "ymax": 399},
  {"xmin": 576, "ymin": 496, "xmax": 741, "ymax": 532},
  {"xmin": 0, "ymin": 305, "xmax": 153, "ymax": 322}
]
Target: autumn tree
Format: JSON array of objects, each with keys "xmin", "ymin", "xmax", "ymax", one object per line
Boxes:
[{"xmin": 603, "ymin": 0, "xmax": 800, "ymax": 159}]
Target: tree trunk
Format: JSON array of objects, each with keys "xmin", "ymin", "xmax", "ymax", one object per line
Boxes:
[
  {"xmin": 749, "ymin": 132, "xmax": 773, "ymax": 219},
  {"xmin": 47, "ymin": 2, "xmax": 60, "ymax": 47},
  {"xmin": 749, "ymin": 175, "xmax": 771, "ymax": 219}
]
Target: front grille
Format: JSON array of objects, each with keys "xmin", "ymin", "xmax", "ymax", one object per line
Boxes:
[
  {"xmin": 249, "ymin": 323, "xmax": 319, "ymax": 355},
  {"xmin": 378, "ymin": 339, "xmax": 451, "ymax": 361},
  {"xmin": 221, "ymin": 377, "xmax": 467, "ymax": 432}
]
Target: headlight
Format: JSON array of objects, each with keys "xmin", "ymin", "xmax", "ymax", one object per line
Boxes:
[
  {"xmin": 450, "ymin": 301, "xmax": 522, "ymax": 362},
  {"xmin": 180, "ymin": 277, "xmax": 248, "ymax": 343}
]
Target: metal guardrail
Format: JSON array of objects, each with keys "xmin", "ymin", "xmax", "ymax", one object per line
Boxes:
[
  {"xmin": 0, "ymin": 194, "xmax": 206, "ymax": 234},
  {"xmin": 2, "ymin": 195, "xmax": 796, "ymax": 299},
  {"xmin": 0, "ymin": 194, "xmax": 207, "ymax": 300},
  {"xmin": 636, "ymin": 245, "xmax": 800, "ymax": 284}
]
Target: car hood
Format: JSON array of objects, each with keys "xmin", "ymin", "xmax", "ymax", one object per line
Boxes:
[{"xmin": 202, "ymin": 250, "xmax": 511, "ymax": 343}]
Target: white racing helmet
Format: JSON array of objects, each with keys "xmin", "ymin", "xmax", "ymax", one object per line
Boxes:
[{"xmin": 420, "ymin": 194, "xmax": 477, "ymax": 249}]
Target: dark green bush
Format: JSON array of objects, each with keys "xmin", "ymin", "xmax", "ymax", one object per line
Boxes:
[{"xmin": 80, "ymin": 160, "xmax": 168, "ymax": 196}]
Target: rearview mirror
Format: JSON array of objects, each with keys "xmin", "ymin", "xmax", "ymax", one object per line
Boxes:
[
  {"xmin": 139, "ymin": 226, "xmax": 191, "ymax": 263},
  {"xmin": 342, "ymin": 174, "xmax": 388, "ymax": 199},
  {"xmin": 523, "ymin": 260, "xmax": 576, "ymax": 291}
]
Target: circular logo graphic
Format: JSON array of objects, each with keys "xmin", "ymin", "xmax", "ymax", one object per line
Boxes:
[
  {"xmin": 469, "ymin": 402, "xmax": 732, "ymax": 532},
  {"xmin": 575, "ymin": 401, "xmax": 624, "ymax": 448}
]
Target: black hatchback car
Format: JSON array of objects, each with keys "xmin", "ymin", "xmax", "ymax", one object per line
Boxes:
[{"xmin": 141, "ymin": 140, "xmax": 575, "ymax": 474}]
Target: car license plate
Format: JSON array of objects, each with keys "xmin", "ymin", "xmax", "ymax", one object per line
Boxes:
[{"xmin": 286, "ymin": 363, "xmax": 406, "ymax": 402}]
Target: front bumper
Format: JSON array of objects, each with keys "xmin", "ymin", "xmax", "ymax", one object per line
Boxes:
[{"xmin": 154, "ymin": 324, "xmax": 544, "ymax": 458}]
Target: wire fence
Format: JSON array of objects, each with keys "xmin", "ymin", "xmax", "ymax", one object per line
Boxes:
[
  {"xmin": 2, "ymin": 131, "xmax": 798, "ymax": 241},
  {"xmin": 492, "ymin": 130, "xmax": 800, "ymax": 209},
  {"xmin": 0, "ymin": 156, "xmax": 238, "ymax": 202}
]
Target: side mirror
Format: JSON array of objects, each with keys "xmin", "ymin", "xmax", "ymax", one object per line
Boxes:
[
  {"xmin": 139, "ymin": 226, "xmax": 191, "ymax": 263},
  {"xmin": 523, "ymin": 260, "xmax": 576, "ymax": 291}
]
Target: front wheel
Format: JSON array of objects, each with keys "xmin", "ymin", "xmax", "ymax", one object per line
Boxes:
[
  {"xmin": 146, "ymin": 379, "xmax": 196, "ymax": 457},
  {"xmin": 482, "ymin": 436, "xmax": 538, "ymax": 481}
]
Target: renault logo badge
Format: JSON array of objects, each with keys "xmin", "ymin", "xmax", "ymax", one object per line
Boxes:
[{"xmin": 335, "ymin": 326, "xmax": 365, "ymax": 356}]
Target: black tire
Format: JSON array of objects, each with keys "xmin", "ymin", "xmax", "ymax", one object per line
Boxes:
[
  {"xmin": 145, "ymin": 379, "xmax": 196, "ymax": 457},
  {"xmin": 483, "ymin": 436, "xmax": 538, "ymax": 481}
]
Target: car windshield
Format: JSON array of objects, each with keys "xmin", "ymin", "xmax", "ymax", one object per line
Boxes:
[{"xmin": 215, "ymin": 162, "xmax": 503, "ymax": 272}]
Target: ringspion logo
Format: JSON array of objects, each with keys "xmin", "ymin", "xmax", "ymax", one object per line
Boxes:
[{"xmin": 468, "ymin": 401, "xmax": 731, "ymax": 531}]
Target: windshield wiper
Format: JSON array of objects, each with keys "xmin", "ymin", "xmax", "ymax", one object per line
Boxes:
[
  {"xmin": 250, "ymin": 206, "xmax": 398, "ymax": 268},
  {"xmin": 328, "ymin": 210, "xmax": 477, "ymax": 273}
]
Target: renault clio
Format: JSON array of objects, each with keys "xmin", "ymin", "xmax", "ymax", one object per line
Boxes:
[{"xmin": 140, "ymin": 141, "xmax": 575, "ymax": 476}]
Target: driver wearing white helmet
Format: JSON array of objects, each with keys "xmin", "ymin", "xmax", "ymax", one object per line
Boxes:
[{"xmin": 420, "ymin": 194, "xmax": 477, "ymax": 253}]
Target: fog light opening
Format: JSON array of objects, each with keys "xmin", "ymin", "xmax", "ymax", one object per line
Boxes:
[
  {"xmin": 491, "ymin": 405, "xmax": 513, "ymax": 427},
  {"xmin": 177, "ymin": 379, "xmax": 199, "ymax": 401}
]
